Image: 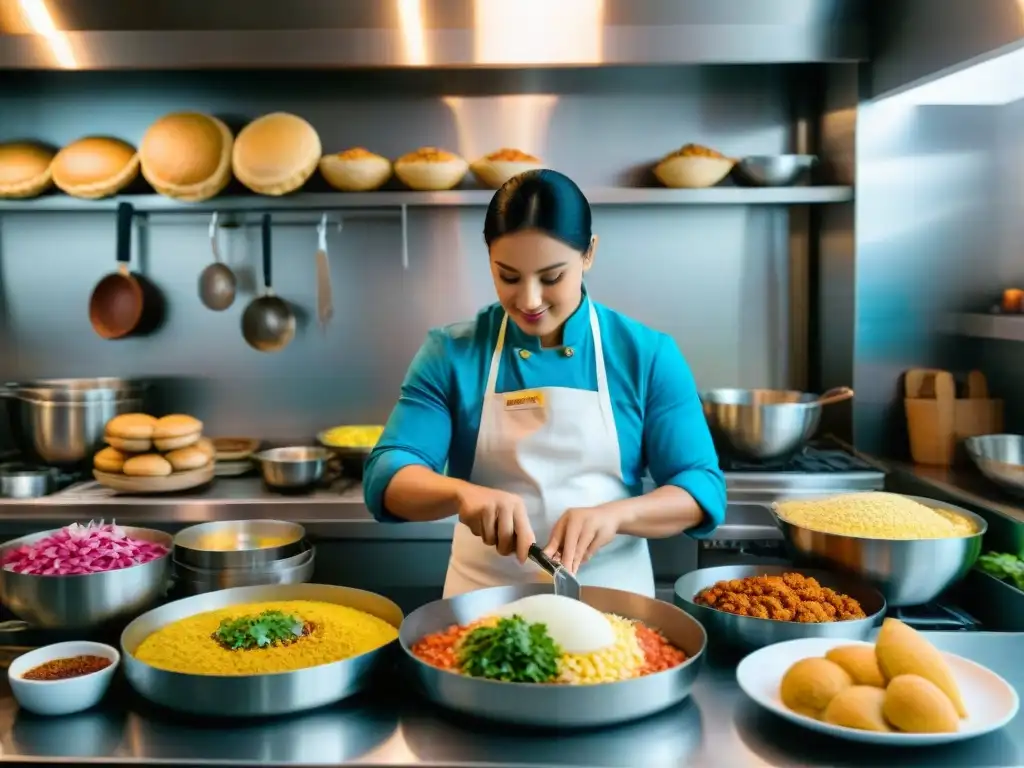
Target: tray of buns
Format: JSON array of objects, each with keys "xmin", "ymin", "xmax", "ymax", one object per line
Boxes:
[{"xmin": 93, "ymin": 413, "xmax": 215, "ymax": 493}]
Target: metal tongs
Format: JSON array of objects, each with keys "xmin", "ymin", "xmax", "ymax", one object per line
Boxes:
[{"xmin": 529, "ymin": 544, "xmax": 581, "ymax": 601}]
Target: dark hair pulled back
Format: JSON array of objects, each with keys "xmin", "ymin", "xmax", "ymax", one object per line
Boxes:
[{"xmin": 483, "ymin": 169, "xmax": 592, "ymax": 253}]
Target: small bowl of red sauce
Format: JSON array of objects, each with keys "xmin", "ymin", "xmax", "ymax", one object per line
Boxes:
[{"xmin": 8, "ymin": 641, "xmax": 119, "ymax": 716}]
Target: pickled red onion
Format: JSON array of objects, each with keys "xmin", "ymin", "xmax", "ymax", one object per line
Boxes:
[{"xmin": 1, "ymin": 520, "xmax": 167, "ymax": 576}]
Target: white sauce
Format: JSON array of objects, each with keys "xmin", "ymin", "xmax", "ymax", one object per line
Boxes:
[{"xmin": 488, "ymin": 594, "xmax": 616, "ymax": 654}]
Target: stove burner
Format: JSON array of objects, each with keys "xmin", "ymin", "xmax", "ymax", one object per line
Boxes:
[{"xmin": 720, "ymin": 446, "xmax": 878, "ymax": 474}]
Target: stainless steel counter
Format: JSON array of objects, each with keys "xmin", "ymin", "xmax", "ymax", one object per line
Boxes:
[{"xmin": 0, "ymin": 632, "xmax": 1018, "ymax": 767}]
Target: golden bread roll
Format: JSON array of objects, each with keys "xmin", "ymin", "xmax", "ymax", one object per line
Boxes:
[
  {"xmin": 470, "ymin": 148, "xmax": 544, "ymax": 189},
  {"xmin": 165, "ymin": 445, "xmax": 211, "ymax": 472},
  {"xmin": 93, "ymin": 446, "xmax": 127, "ymax": 473},
  {"xmin": 51, "ymin": 136, "xmax": 139, "ymax": 199},
  {"xmin": 394, "ymin": 147, "xmax": 468, "ymax": 191},
  {"xmin": 105, "ymin": 413, "xmax": 158, "ymax": 440},
  {"xmin": 153, "ymin": 413, "xmax": 203, "ymax": 451},
  {"xmin": 122, "ymin": 453, "xmax": 173, "ymax": 477},
  {"xmin": 232, "ymin": 112, "xmax": 320, "ymax": 196},
  {"xmin": 105, "ymin": 436, "xmax": 151, "ymax": 453},
  {"xmin": 0, "ymin": 142, "xmax": 55, "ymax": 199},
  {"xmin": 319, "ymin": 147, "xmax": 391, "ymax": 192},
  {"xmin": 140, "ymin": 112, "xmax": 233, "ymax": 202}
]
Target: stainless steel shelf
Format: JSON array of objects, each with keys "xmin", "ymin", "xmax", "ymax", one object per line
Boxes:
[
  {"xmin": 0, "ymin": 186, "xmax": 855, "ymax": 213},
  {"xmin": 941, "ymin": 313, "xmax": 1024, "ymax": 342}
]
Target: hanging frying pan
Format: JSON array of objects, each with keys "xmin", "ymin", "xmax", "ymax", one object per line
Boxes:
[
  {"xmin": 241, "ymin": 213, "xmax": 295, "ymax": 353},
  {"xmin": 88, "ymin": 202, "xmax": 164, "ymax": 339}
]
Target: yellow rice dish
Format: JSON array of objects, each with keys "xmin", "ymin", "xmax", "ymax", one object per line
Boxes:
[
  {"xmin": 134, "ymin": 600, "xmax": 398, "ymax": 676},
  {"xmin": 558, "ymin": 614, "xmax": 645, "ymax": 684},
  {"xmin": 776, "ymin": 492, "xmax": 976, "ymax": 540},
  {"xmin": 192, "ymin": 533, "xmax": 295, "ymax": 551},
  {"xmin": 320, "ymin": 425, "xmax": 384, "ymax": 449}
]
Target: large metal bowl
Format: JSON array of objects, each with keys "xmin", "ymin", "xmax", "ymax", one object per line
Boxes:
[
  {"xmin": 733, "ymin": 155, "xmax": 817, "ymax": 186},
  {"xmin": 120, "ymin": 583, "xmax": 403, "ymax": 717},
  {"xmin": 399, "ymin": 583, "xmax": 706, "ymax": 728},
  {"xmin": 173, "ymin": 520, "xmax": 306, "ymax": 569},
  {"xmin": 772, "ymin": 494, "xmax": 987, "ymax": 607},
  {"xmin": 702, "ymin": 388, "xmax": 835, "ymax": 460},
  {"xmin": 0, "ymin": 527, "xmax": 172, "ymax": 628},
  {"xmin": 965, "ymin": 434, "xmax": 1024, "ymax": 497},
  {"xmin": 673, "ymin": 565, "xmax": 885, "ymax": 652}
]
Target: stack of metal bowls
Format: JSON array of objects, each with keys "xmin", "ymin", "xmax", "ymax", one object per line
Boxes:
[
  {"xmin": 0, "ymin": 526, "xmax": 172, "ymax": 629},
  {"xmin": 171, "ymin": 520, "xmax": 314, "ymax": 595}
]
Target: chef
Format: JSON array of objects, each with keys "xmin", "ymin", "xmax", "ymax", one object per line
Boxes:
[{"xmin": 364, "ymin": 169, "xmax": 726, "ymax": 598}]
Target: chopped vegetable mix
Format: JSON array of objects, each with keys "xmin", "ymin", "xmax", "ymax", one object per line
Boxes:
[
  {"xmin": 2, "ymin": 520, "xmax": 167, "ymax": 576},
  {"xmin": 977, "ymin": 551, "xmax": 1024, "ymax": 591},
  {"xmin": 213, "ymin": 610, "xmax": 310, "ymax": 651},
  {"xmin": 456, "ymin": 616, "xmax": 561, "ymax": 683}
]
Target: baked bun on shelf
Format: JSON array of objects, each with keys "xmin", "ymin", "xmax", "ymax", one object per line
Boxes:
[
  {"xmin": 51, "ymin": 136, "xmax": 139, "ymax": 199},
  {"xmin": 319, "ymin": 147, "xmax": 392, "ymax": 192},
  {"xmin": 232, "ymin": 112, "xmax": 321, "ymax": 196},
  {"xmin": 0, "ymin": 142, "xmax": 55, "ymax": 199},
  {"xmin": 140, "ymin": 112, "xmax": 233, "ymax": 202}
]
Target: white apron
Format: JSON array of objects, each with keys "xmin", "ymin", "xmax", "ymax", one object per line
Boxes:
[{"xmin": 443, "ymin": 302, "xmax": 655, "ymax": 598}]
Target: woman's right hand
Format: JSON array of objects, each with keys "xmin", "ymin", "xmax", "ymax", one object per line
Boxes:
[{"xmin": 454, "ymin": 482, "xmax": 535, "ymax": 563}]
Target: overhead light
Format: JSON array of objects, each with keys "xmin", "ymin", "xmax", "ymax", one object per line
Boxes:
[{"xmin": 879, "ymin": 38, "xmax": 1024, "ymax": 107}]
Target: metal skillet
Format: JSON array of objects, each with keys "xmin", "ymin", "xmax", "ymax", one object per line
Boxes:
[{"xmin": 399, "ymin": 583, "xmax": 706, "ymax": 728}]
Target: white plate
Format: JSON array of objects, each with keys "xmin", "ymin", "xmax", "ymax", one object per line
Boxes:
[{"xmin": 736, "ymin": 637, "xmax": 1019, "ymax": 746}]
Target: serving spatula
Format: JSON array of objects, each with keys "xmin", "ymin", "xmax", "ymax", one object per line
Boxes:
[{"xmin": 529, "ymin": 544, "xmax": 581, "ymax": 601}]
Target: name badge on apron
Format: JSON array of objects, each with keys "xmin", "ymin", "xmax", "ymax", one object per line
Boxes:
[{"xmin": 504, "ymin": 390, "xmax": 545, "ymax": 411}]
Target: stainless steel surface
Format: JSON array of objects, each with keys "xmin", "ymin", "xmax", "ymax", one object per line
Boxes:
[
  {"xmin": 0, "ymin": 632, "xmax": 1018, "ymax": 766},
  {"xmin": 2, "ymin": 377, "xmax": 143, "ymax": 402},
  {"xmin": 0, "ymin": 464, "xmax": 57, "ymax": 499},
  {"xmin": 0, "ymin": 188, "xmax": 856, "ymax": 213},
  {"xmin": 965, "ymin": 434, "xmax": 1024, "ymax": 497},
  {"xmin": 120, "ymin": 583, "xmax": 403, "ymax": 717},
  {"xmin": 0, "ymin": 527, "xmax": 172, "ymax": 629},
  {"xmin": 673, "ymin": 564, "xmax": 885, "ymax": 652},
  {"xmin": 773, "ymin": 494, "xmax": 988, "ymax": 606},
  {"xmin": 400, "ymin": 583, "xmax": 706, "ymax": 728},
  {"xmin": 173, "ymin": 519, "xmax": 306, "ymax": 569},
  {"xmin": 173, "ymin": 548, "xmax": 316, "ymax": 595},
  {"xmin": 255, "ymin": 447, "xmax": 331, "ymax": 489},
  {"xmin": 0, "ymin": 0, "xmax": 867, "ymax": 69},
  {"xmin": 527, "ymin": 544, "xmax": 580, "ymax": 600},
  {"xmin": 702, "ymin": 388, "xmax": 851, "ymax": 460},
  {"xmin": 0, "ymin": 68, "xmax": 810, "ymax": 438},
  {"xmin": 734, "ymin": 155, "xmax": 817, "ymax": 187}
]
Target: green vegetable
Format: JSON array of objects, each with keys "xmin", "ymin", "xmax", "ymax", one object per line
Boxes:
[
  {"xmin": 457, "ymin": 615, "xmax": 561, "ymax": 683},
  {"xmin": 977, "ymin": 552, "xmax": 1024, "ymax": 591},
  {"xmin": 213, "ymin": 610, "xmax": 307, "ymax": 651}
]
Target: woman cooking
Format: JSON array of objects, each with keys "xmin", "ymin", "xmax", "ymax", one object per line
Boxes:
[{"xmin": 364, "ymin": 169, "xmax": 726, "ymax": 598}]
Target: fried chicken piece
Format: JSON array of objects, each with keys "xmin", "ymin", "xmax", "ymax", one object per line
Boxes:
[{"xmin": 693, "ymin": 573, "xmax": 867, "ymax": 623}]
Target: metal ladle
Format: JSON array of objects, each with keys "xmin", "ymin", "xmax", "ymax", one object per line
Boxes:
[
  {"xmin": 198, "ymin": 212, "xmax": 236, "ymax": 311},
  {"xmin": 241, "ymin": 213, "xmax": 295, "ymax": 353}
]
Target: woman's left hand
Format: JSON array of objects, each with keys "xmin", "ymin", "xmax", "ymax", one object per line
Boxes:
[{"xmin": 543, "ymin": 504, "xmax": 625, "ymax": 575}]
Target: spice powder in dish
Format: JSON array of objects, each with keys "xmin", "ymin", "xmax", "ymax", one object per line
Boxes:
[
  {"xmin": 23, "ymin": 655, "xmax": 112, "ymax": 681},
  {"xmin": 133, "ymin": 600, "xmax": 397, "ymax": 676}
]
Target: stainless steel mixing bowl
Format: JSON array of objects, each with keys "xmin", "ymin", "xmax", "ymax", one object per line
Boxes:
[
  {"xmin": 702, "ymin": 387, "xmax": 852, "ymax": 460},
  {"xmin": 965, "ymin": 434, "xmax": 1024, "ymax": 497},
  {"xmin": 173, "ymin": 547, "xmax": 316, "ymax": 595},
  {"xmin": 255, "ymin": 446, "xmax": 330, "ymax": 489},
  {"xmin": 733, "ymin": 155, "xmax": 817, "ymax": 186},
  {"xmin": 400, "ymin": 583, "xmax": 706, "ymax": 728},
  {"xmin": 772, "ymin": 493, "xmax": 987, "ymax": 606},
  {"xmin": 121, "ymin": 583, "xmax": 403, "ymax": 717},
  {"xmin": 1, "ymin": 377, "xmax": 146, "ymax": 465},
  {"xmin": 0, "ymin": 527, "xmax": 172, "ymax": 628},
  {"xmin": 673, "ymin": 564, "xmax": 886, "ymax": 652},
  {"xmin": 173, "ymin": 519, "xmax": 306, "ymax": 569}
]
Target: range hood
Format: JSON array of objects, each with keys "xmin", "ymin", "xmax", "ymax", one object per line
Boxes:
[{"xmin": 0, "ymin": 0, "xmax": 866, "ymax": 70}]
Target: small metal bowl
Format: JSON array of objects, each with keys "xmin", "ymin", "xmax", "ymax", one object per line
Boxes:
[
  {"xmin": 965, "ymin": 434, "xmax": 1024, "ymax": 497},
  {"xmin": 733, "ymin": 155, "xmax": 817, "ymax": 187},
  {"xmin": 255, "ymin": 446, "xmax": 331, "ymax": 489},
  {"xmin": 173, "ymin": 520, "xmax": 306, "ymax": 570},
  {"xmin": 673, "ymin": 565, "xmax": 886, "ymax": 653}
]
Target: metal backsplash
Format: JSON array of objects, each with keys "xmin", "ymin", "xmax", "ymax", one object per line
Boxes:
[{"xmin": 0, "ymin": 68, "xmax": 797, "ymax": 439}]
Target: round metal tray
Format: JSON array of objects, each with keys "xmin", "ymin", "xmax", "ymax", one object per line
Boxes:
[
  {"xmin": 399, "ymin": 584, "xmax": 706, "ymax": 728},
  {"xmin": 771, "ymin": 493, "xmax": 987, "ymax": 606},
  {"xmin": 173, "ymin": 520, "xmax": 306, "ymax": 570},
  {"xmin": 120, "ymin": 583, "xmax": 403, "ymax": 717},
  {"xmin": 673, "ymin": 564, "xmax": 886, "ymax": 653}
]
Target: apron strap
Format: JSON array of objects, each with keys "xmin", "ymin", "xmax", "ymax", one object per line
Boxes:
[
  {"xmin": 485, "ymin": 314, "xmax": 509, "ymax": 397},
  {"xmin": 588, "ymin": 302, "xmax": 616, "ymax": 431}
]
